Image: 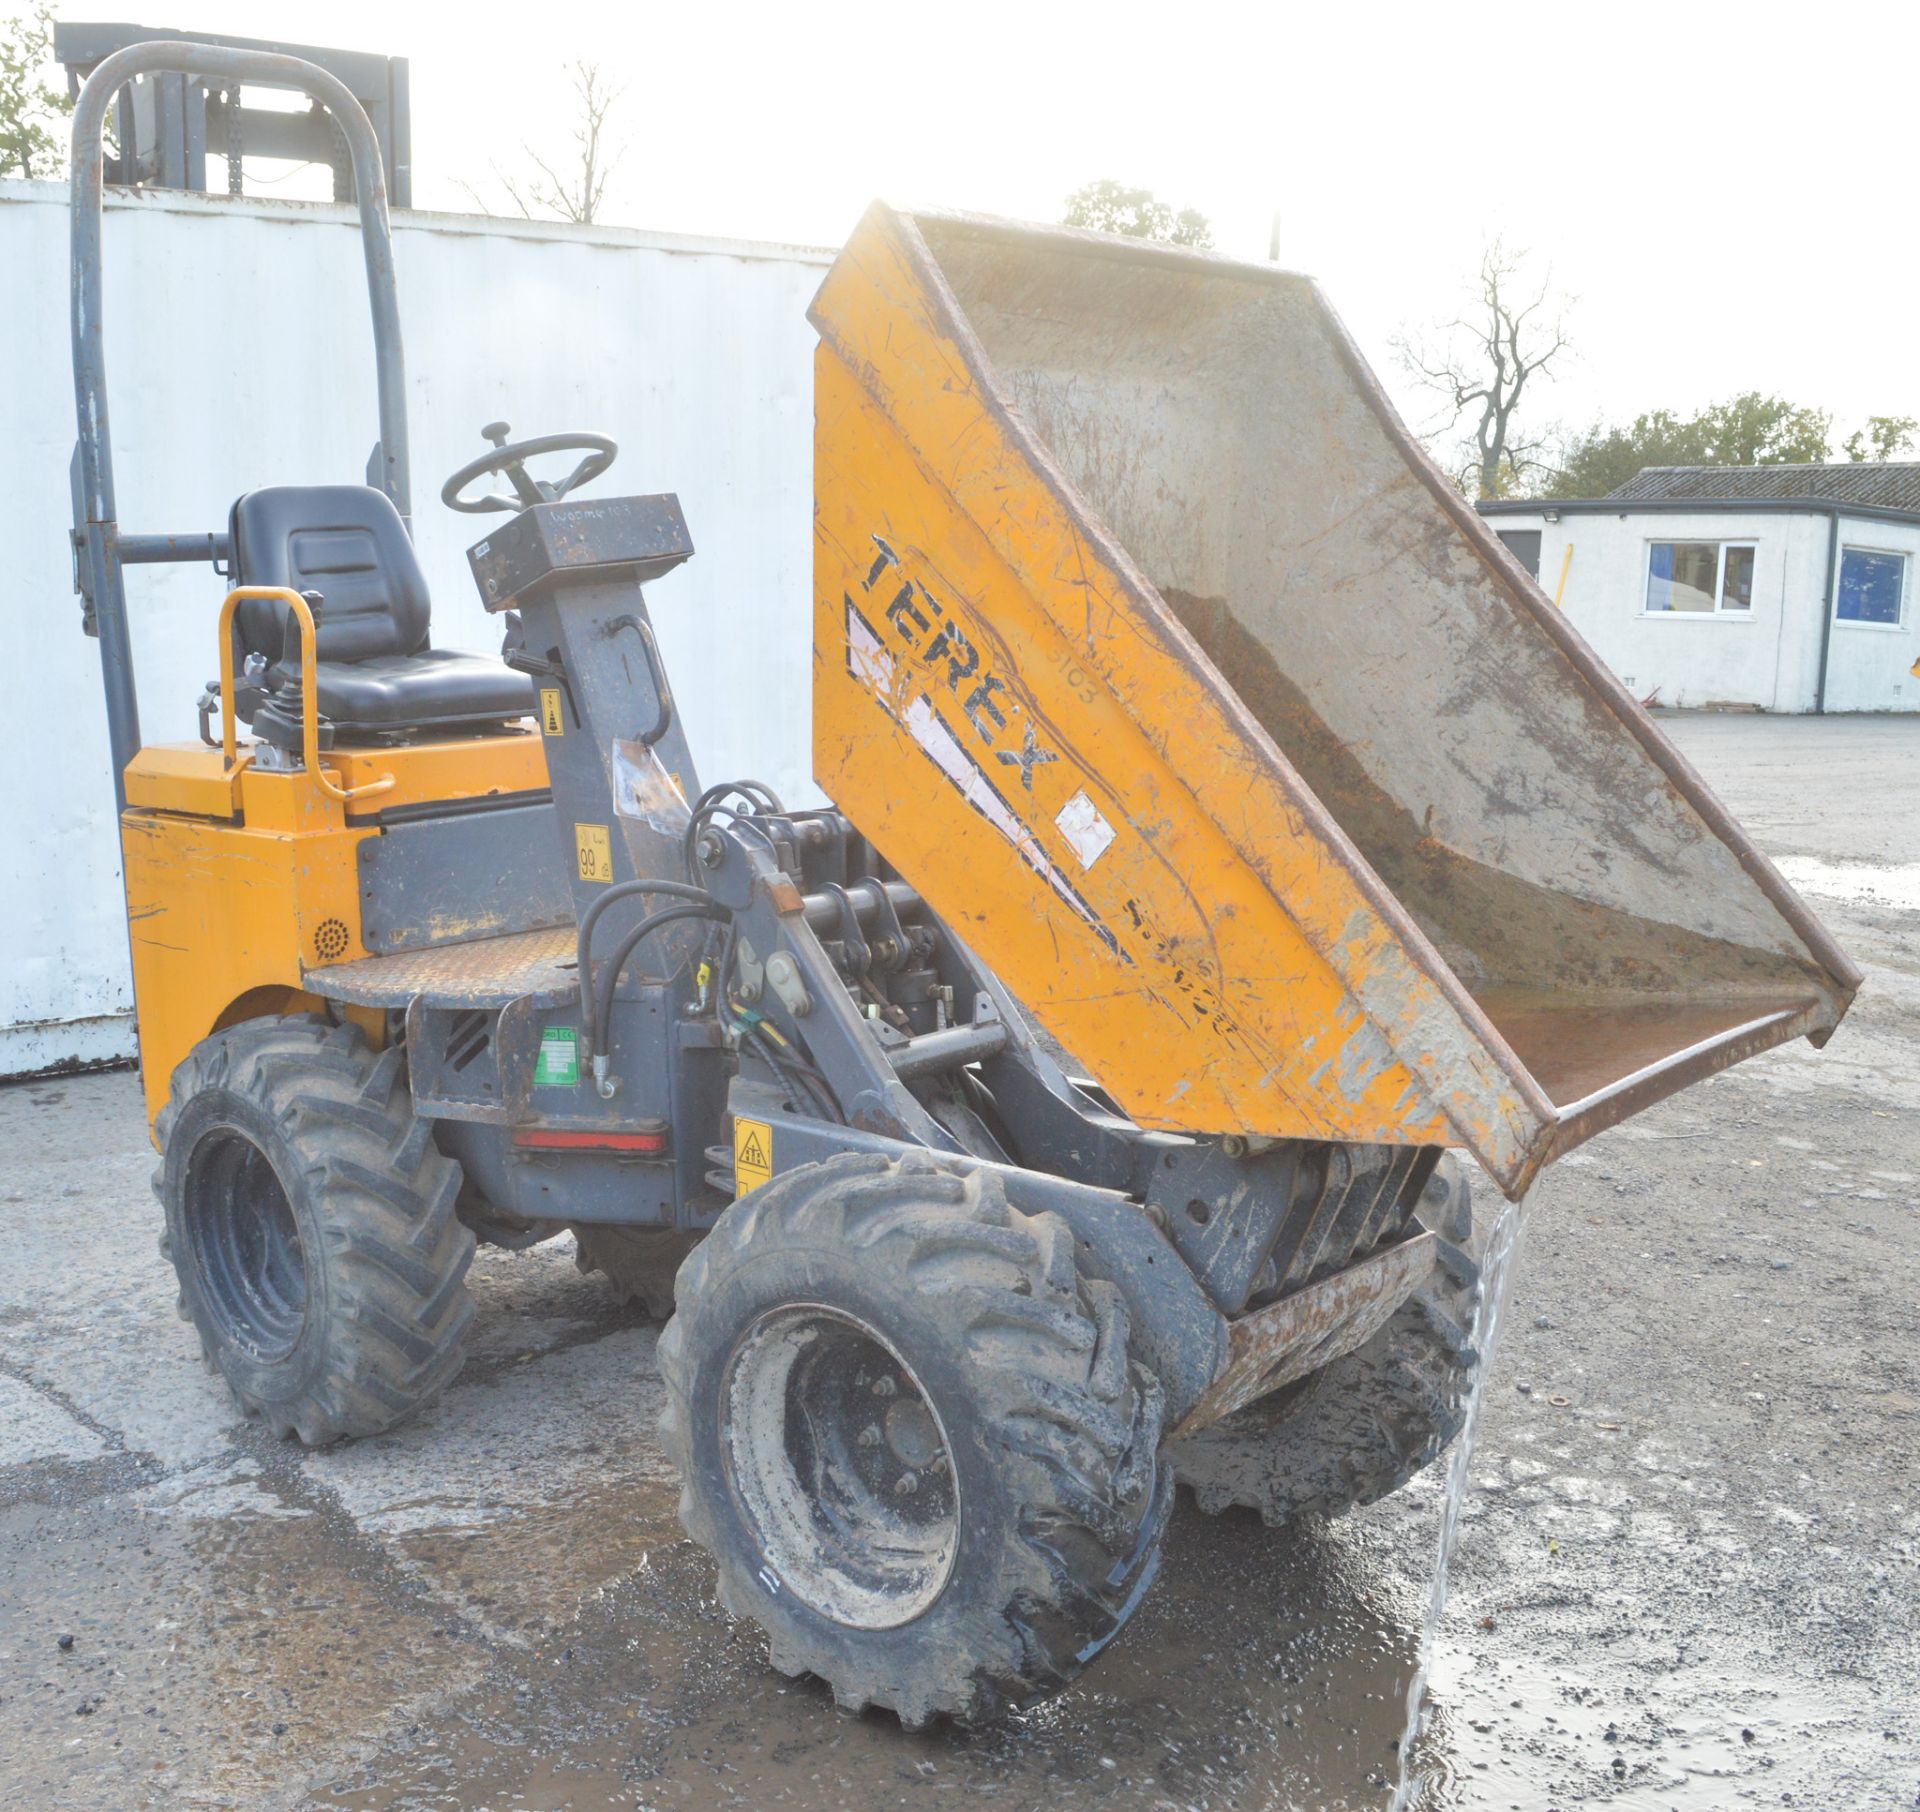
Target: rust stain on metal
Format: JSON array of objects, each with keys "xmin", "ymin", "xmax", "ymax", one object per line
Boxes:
[{"xmin": 1171, "ymin": 1231, "xmax": 1439, "ymax": 1440}]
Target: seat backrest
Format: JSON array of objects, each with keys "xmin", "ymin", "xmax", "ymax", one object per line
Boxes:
[{"xmin": 229, "ymin": 484, "xmax": 430, "ymax": 662}]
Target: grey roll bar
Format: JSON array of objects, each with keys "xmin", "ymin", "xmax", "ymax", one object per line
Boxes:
[{"xmin": 69, "ymin": 40, "xmax": 411, "ymax": 806}]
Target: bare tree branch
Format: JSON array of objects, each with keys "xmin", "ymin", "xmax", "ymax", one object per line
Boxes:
[
  {"xmin": 1397, "ymin": 238, "xmax": 1574, "ymax": 499},
  {"xmin": 459, "ymin": 60, "xmax": 626, "ymax": 227}
]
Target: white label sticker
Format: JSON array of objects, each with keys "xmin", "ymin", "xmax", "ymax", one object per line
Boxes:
[{"xmin": 1055, "ymin": 790, "xmax": 1116, "ymax": 870}]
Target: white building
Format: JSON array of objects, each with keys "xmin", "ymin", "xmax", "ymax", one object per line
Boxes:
[{"xmin": 1480, "ymin": 464, "xmax": 1920, "ymax": 714}]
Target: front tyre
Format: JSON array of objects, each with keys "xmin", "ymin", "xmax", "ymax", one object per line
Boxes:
[
  {"xmin": 155, "ymin": 1015, "xmax": 476, "ymax": 1445},
  {"xmin": 1169, "ymin": 1153, "xmax": 1482, "ymax": 1524},
  {"xmin": 658, "ymin": 1152, "xmax": 1170, "ymax": 1728}
]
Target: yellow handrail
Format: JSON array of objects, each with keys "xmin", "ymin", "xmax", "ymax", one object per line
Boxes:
[{"xmin": 217, "ymin": 588, "xmax": 396, "ymax": 804}]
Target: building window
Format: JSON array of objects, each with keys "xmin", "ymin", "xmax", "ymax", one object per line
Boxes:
[
  {"xmin": 1645, "ymin": 541, "xmax": 1755, "ymax": 615},
  {"xmin": 1835, "ymin": 547, "xmax": 1908, "ymax": 628},
  {"xmin": 1496, "ymin": 528, "xmax": 1542, "ymax": 579}
]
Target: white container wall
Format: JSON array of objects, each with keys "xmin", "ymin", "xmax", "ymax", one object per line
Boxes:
[{"xmin": 0, "ymin": 179, "xmax": 829, "ymax": 1076}]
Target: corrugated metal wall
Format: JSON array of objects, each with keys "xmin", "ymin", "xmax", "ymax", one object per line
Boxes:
[{"xmin": 0, "ymin": 179, "xmax": 829, "ymax": 1075}]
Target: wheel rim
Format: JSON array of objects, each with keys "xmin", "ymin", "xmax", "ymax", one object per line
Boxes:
[
  {"xmin": 722, "ymin": 1304, "xmax": 959, "ymax": 1630},
  {"xmin": 182, "ymin": 1127, "xmax": 308, "ymax": 1361}
]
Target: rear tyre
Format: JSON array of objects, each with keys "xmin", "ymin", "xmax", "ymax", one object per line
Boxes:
[
  {"xmin": 1169, "ymin": 1154, "xmax": 1482, "ymax": 1524},
  {"xmin": 658, "ymin": 1151, "xmax": 1171, "ymax": 1728},
  {"xmin": 571, "ymin": 1223, "xmax": 698, "ymax": 1320},
  {"xmin": 154, "ymin": 1015, "xmax": 476, "ymax": 1444}
]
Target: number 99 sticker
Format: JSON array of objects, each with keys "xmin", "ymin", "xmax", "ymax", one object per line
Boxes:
[{"xmin": 575, "ymin": 823, "xmax": 614, "ymax": 883}]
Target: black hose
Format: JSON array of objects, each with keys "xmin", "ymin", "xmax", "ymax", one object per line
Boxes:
[
  {"xmin": 589, "ymin": 903, "xmax": 725, "ymax": 1068},
  {"xmin": 575, "ymin": 878, "xmax": 720, "ymax": 1021},
  {"xmin": 745, "ymin": 1023, "xmax": 839, "ymax": 1121},
  {"xmin": 693, "ymin": 777, "xmax": 784, "ymax": 815},
  {"xmin": 735, "ymin": 778, "xmax": 786, "ymax": 812},
  {"xmin": 681, "ymin": 779, "xmax": 786, "ymax": 885}
]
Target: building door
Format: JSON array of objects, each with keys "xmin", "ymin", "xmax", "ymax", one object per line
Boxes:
[{"xmin": 1821, "ymin": 543, "xmax": 1917, "ymax": 713}]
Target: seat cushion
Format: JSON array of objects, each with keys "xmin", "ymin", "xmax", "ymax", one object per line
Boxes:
[
  {"xmin": 303, "ymin": 650, "xmax": 535, "ymax": 734},
  {"xmin": 230, "ymin": 485, "xmax": 431, "ymax": 664}
]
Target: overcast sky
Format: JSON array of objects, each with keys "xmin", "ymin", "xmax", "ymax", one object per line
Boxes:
[{"xmin": 56, "ymin": 0, "xmax": 1920, "ymax": 458}]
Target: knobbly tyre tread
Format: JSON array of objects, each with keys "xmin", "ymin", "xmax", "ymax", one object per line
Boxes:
[
  {"xmin": 657, "ymin": 1150, "xmax": 1171, "ymax": 1728},
  {"xmin": 570, "ymin": 1223, "xmax": 698, "ymax": 1320},
  {"xmin": 1169, "ymin": 1154, "xmax": 1483, "ymax": 1525},
  {"xmin": 154, "ymin": 1015, "xmax": 476, "ymax": 1445}
]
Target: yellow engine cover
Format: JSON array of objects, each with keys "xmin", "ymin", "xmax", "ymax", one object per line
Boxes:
[{"xmin": 120, "ymin": 735, "xmax": 548, "ymax": 1134}]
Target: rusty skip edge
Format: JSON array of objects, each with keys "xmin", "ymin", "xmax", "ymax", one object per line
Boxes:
[
  {"xmin": 1305, "ymin": 286, "xmax": 1863, "ymax": 1014},
  {"xmin": 1534, "ymin": 999, "xmax": 1825, "ymax": 1176},
  {"xmin": 1172, "ymin": 1230, "xmax": 1440, "ymax": 1441}
]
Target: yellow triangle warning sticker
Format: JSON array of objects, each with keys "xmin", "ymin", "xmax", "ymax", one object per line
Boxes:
[{"xmin": 733, "ymin": 1117, "xmax": 773, "ymax": 1194}]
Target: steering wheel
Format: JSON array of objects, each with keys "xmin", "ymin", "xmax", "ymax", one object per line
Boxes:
[{"xmin": 441, "ymin": 421, "xmax": 618, "ymax": 514}]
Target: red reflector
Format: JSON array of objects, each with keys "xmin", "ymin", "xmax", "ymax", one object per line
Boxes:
[{"xmin": 513, "ymin": 1128, "xmax": 669, "ymax": 1153}]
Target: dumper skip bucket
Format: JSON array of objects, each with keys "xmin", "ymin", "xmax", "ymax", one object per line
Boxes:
[{"xmin": 810, "ymin": 205, "xmax": 1859, "ymax": 1197}]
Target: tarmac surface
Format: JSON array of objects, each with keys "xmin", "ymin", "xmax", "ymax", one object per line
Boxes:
[{"xmin": 1, "ymin": 712, "xmax": 1915, "ymax": 1811}]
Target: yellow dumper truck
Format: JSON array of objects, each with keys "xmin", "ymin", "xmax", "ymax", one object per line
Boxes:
[{"xmin": 71, "ymin": 45, "xmax": 1855, "ymax": 1727}]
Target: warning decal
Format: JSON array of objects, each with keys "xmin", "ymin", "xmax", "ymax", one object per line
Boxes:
[
  {"xmin": 575, "ymin": 823, "xmax": 614, "ymax": 883},
  {"xmin": 540, "ymin": 688, "xmax": 565, "ymax": 736},
  {"xmin": 733, "ymin": 1116, "xmax": 773, "ymax": 1194}
]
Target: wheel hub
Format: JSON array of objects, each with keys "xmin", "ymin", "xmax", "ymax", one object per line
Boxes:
[
  {"xmin": 181, "ymin": 1126, "xmax": 307, "ymax": 1361},
  {"xmin": 722, "ymin": 1305, "xmax": 958, "ymax": 1630}
]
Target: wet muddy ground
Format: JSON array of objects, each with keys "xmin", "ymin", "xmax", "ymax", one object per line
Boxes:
[{"xmin": 2, "ymin": 713, "xmax": 1915, "ymax": 1811}]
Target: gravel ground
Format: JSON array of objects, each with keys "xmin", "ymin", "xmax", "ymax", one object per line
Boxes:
[{"xmin": 0, "ymin": 712, "xmax": 1914, "ymax": 1811}]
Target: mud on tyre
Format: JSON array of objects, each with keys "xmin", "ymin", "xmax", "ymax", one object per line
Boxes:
[
  {"xmin": 1169, "ymin": 1154, "xmax": 1482, "ymax": 1525},
  {"xmin": 657, "ymin": 1151, "xmax": 1171, "ymax": 1728},
  {"xmin": 571, "ymin": 1222, "xmax": 698, "ymax": 1320},
  {"xmin": 155, "ymin": 1014, "xmax": 476, "ymax": 1445}
]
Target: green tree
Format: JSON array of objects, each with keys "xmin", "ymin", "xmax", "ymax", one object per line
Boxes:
[
  {"xmin": 1543, "ymin": 392, "xmax": 1836, "ymax": 498},
  {"xmin": 1691, "ymin": 392, "xmax": 1831, "ymax": 465},
  {"xmin": 1842, "ymin": 415, "xmax": 1918, "ymax": 462},
  {"xmin": 0, "ymin": 3, "xmax": 70, "ymax": 180},
  {"xmin": 1062, "ymin": 180, "xmax": 1212, "ymax": 249}
]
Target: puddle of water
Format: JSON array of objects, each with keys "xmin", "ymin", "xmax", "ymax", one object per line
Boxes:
[
  {"xmin": 316, "ymin": 1499, "xmax": 1427, "ymax": 1811},
  {"xmin": 1390, "ymin": 1191, "xmax": 1532, "ymax": 1811},
  {"xmin": 1772, "ymin": 856, "xmax": 1920, "ymax": 911},
  {"xmin": 1413, "ymin": 1649, "xmax": 1856, "ymax": 1809}
]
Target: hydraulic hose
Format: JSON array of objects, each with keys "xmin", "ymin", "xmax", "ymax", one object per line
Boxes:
[
  {"xmin": 575, "ymin": 878, "xmax": 721, "ymax": 1034},
  {"xmin": 588, "ymin": 902, "xmax": 726, "ymax": 1097}
]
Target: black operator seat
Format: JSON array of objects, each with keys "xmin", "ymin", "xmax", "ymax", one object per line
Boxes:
[{"xmin": 227, "ymin": 484, "xmax": 534, "ymax": 740}]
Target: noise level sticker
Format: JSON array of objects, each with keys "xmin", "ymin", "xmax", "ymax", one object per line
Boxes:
[
  {"xmin": 575, "ymin": 823, "xmax": 614, "ymax": 883},
  {"xmin": 534, "ymin": 1026, "xmax": 579, "ymax": 1088},
  {"xmin": 539, "ymin": 688, "xmax": 565, "ymax": 736},
  {"xmin": 733, "ymin": 1116, "xmax": 773, "ymax": 1194}
]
